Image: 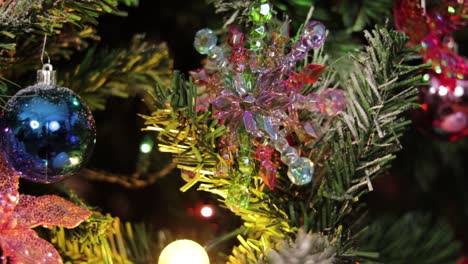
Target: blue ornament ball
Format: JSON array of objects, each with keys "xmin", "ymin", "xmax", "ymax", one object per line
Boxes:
[{"xmin": 0, "ymin": 84, "xmax": 96, "ymax": 183}]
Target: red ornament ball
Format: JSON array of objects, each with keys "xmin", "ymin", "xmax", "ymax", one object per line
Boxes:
[{"xmin": 413, "ymin": 74, "xmax": 468, "ymax": 141}]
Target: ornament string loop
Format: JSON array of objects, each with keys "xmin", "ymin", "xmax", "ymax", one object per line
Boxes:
[{"xmin": 37, "ymin": 35, "xmax": 56, "ymax": 85}]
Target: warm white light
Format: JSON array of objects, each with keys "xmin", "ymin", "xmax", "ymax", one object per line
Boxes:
[
  {"xmin": 158, "ymin": 240, "xmax": 209, "ymax": 264},
  {"xmin": 438, "ymin": 85, "xmax": 448, "ymax": 96},
  {"xmin": 454, "ymin": 86, "xmax": 464, "ymax": 97},
  {"xmin": 200, "ymin": 205, "xmax": 214, "ymax": 218},
  {"xmin": 69, "ymin": 157, "xmax": 80, "ymax": 165}
]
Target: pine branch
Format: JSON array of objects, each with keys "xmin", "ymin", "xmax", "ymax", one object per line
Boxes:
[
  {"xmin": 0, "ymin": 0, "xmax": 129, "ymax": 93},
  {"xmin": 320, "ymin": 27, "xmax": 423, "ymax": 201},
  {"xmin": 358, "ymin": 213, "xmax": 460, "ymax": 264},
  {"xmin": 334, "ymin": 0, "xmax": 392, "ymax": 33},
  {"xmin": 61, "ymin": 34, "xmax": 172, "ymax": 111},
  {"xmin": 0, "ymin": 0, "xmax": 123, "ymax": 34},
  {"xmin": 49, "ymin": 215, "xmax": 168, "ymax": 263}
]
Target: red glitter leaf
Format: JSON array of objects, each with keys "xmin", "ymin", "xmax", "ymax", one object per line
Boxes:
[
  {"xmin": 13, "ymin": 195, "xmax": 92, "ymax": 229},
  {"xmin": 0, "ymin": 228, "xmax": 62, "ymax": 264},
  {"xmin": 0, "ymin": 156, "xmax": 19, "ymax": 217}
]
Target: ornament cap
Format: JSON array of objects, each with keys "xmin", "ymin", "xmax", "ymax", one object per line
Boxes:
[{"xmin": 37, "ymin": 63, "xmax": 56, "ymax": 85}]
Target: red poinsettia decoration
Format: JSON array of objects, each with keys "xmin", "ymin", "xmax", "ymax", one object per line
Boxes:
[{"xmin": 0, "ymin": 157, "xmax": 92, "ymax": 264}]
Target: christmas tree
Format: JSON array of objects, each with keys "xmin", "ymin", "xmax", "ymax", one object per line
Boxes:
[{"xmin": 0, "ymin": 0, "xmax": 467, "ymax": 263}]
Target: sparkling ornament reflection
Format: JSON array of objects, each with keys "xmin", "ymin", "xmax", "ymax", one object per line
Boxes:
[{"xmin": 0, "ymin": 84, "xmax": 96, "ymax": 183}]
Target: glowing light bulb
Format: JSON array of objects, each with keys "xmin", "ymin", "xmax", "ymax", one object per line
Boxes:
[
  {"xmin": 48, "ymin": 121, "xmax": 60, "ymax": 132},
  {"xmin": 158, "ymin": 240, "xmax": 209, "ymax": 264},
  {"xmin": 200, "ymin": 205, "xmax": 214, "ymax": 218},
  {"xmin": 30, "ymin": 120, "xmax": 40, "ymax": 129},
  {"xmin": 140, "ymin": 142, "xmax": 152, "ymax": 153}
]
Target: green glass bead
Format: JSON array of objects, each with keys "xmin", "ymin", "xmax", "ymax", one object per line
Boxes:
[
  {"xmin": 226, "ymin": 184, "xmax": 250, "ymax": 212},
  {"xmin": 249, "ymin": 2, "xmax": 272, "ymax": 24},
  {"xmin": 238, "ymin": 156, "xmax": 253, "ymax": 175},
  {"xmin": 250, "ymin": 26, "xmax": 266, "ymax": 39}
]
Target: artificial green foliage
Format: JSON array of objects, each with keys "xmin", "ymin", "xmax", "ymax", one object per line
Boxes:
[
  {"xmin": 49, "ymin": 215, "xmax": 166, "ymax": 263},
  {"xmin": 333, "ymin": 0, "xmax": 393, "ymax": 33},
  {"xmin": 61, "ymin": 34, "xmax": 172, "ymax": 110},
  {"xmin": 359, "ymin": 213, "xmax": 460, "ymax": 264},
  {"xmin": 0, "ymin": 0, "xmax": 123, "ymax": 34},
  {"xmin": 142, "ymin": 71, "xmax": 227, "ymax": 192},
  {"xmin": 0, "ymin": 0, "xmax": 123, "ymax": 64},
  {"xmin": 0, "ymin": 0, "xmax": 128, "ymax": 99}
]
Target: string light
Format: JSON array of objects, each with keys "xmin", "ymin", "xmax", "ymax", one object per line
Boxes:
[
  {"xmin": 158, "ymin": 240, "xmax": 210, "ymax": 264},
  {"xmin": 140, "ymin": 142, "xmax": 152, "ymax": 153},
  {"xmin": 200, "ymin": 205, "xmax": 214, "ymax": 218}
]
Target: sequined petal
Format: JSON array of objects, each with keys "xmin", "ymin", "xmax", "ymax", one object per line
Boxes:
[
  {"xmin": 0, "ymin": 228, "xmax": 62, "ymax": 264},
  {"xmin": 13, "ymin": 195, "xmax": 92, "ymax": 229},
  {"xmin": 0, "ymin": 156, "xmax": 20, "ymax": 216}
]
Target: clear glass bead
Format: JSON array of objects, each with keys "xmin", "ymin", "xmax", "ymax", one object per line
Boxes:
[
  {"xmin": 287, "ymin": 157, "xmax": 314, "ymax": 185},
  {"xmin": 280, "ymin": 146, "xmax": 299, "ymax": 165},
  {"xmin": 272, "ymin": 137, "xmax": 289, "ymax": 152},
  {"xmin": 194, "ymin": 28, "xmax": 217, "ymax": 54}
]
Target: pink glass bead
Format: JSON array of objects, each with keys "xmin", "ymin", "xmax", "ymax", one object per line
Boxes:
[
  {"xmin": 317, "ymin": 89, "xmax": 346, "ymax": 115},
  {"xmin": 227, "ymin": 24, "xmax": 245, "ymax": 48},
  {"xmin": 255, "ymin": 145, "xmax": 274, "ymax": 161},
  {"xmin": 230, "ymin": 47, "xmax": 248, "ymax": 72},
  {"xmin": 304, "ymin": 93, "xmax": 319, "ymax": 112},
  {"xmin": 301, "ymin": 21, "xmax": 327, "ymax": 49},
  {"xmin": 189, "ymin": 69, "xmax": 209, "ymax": 85}
]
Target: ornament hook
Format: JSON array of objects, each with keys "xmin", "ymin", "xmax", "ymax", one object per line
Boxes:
[
  {"xmin": 37, "ymin": 34, "xmax": 55, "ymax": 85},
  {"xmin": 40, "ymin": 34, "xmax": 50, "ymax": 65}
]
